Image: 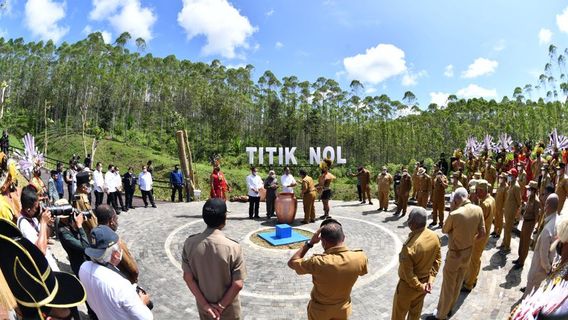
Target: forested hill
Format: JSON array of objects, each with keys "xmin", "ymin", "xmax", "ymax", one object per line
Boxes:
[{"xmin": 0, "ymin": 32, "xmax": 567, "ymax": 166}]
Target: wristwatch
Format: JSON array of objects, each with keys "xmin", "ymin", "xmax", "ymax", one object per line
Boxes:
[{"xmin": 305, "ymin": 241, "xmax": 313, "ymax": 248}]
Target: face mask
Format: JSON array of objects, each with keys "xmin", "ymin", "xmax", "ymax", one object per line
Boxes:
[
  {"xmin": 86, "ymin": 187, "xmax": 92, "ymax": 193},
  {"xmin": 527, "ymin": 190, "xmax": 532, "ymax": 197},
  {"xmin": 117, "ymin": 249, "xmax": 123, "ymax": 262},
  {"xmin": 143, "ymin": 169, "xmax": 147, "ymax": 173},
  {"xmin": 252, "ymin": 171, "xmax": 257, "ymax": 176},
  {"xmin": 507, "ymin": 176, "xmax": 513, "ymax": 182}
]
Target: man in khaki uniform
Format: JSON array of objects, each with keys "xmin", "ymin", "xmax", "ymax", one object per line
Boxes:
[
  {"xmin": 377, "ymin": 166, "xmax": 393, "ymax": 211},
  {"xmin": 465, "ymin": 152, "xmax": 478, "ymax": 182},
  {"xmin": 514, "ymin": 181, "xmax": 540, "ymax": 269},
  {"xmin": 539, "ymin": 165, "xmax": 552, "ymax": 203},
  {"xmin": 555, "ymin": 163, "xmax": 568, "ymax": 212},
  {"xmin": 517, "ymin": 163, "xmax": 528, "ymax": 202},
  {"xmin": 73, "ymin": 171, "xmax": 98, "ymax": 239},
  {"xmin": 482, "ymin": 159, "xmax": 497, "ymax": 189},
  {"xmin": 416, "ymin": 168, "xmax": 431, "ymax": 209},
  {"xmin": 427, "ymin": 187, "xmax": 485, "ymax": 320},
  {"xmin": 182, "ymin": 199, "xmax": 246, "ymax": 320},
  {"xmin": 451, "ymin": 172, "xmax": 463, "ymax": 192},
  {"xmin": 396, "ymin": 168, "xmax": 412, "ymax": 216},
  {"xmin": 430, "ymin": 170, "xmax": 448, "ymax": 227},
  {"xmin": 500, "ymin": 168, "xmax": 522, "ymax": 253},
  {"xmin": 351, "ymin": 166, "xmax": 372, "ymax": 204},
  {"xmin": 299, "ymin": 169, "xmax": 317, "ymax": 224},
  {"xmin": 392, "ymin": 207, "xmax": 441, "ymax": 320},
  {"xmin": 411, "ymin": 162, "xmax": 421, "ymax": 200},
  {"xmin": 288, "ymin": 219, "xmax": 368, "ymax": 320},
  {"xmin": 491, "ymin": 172, "xmax": 508, "ymax": 238},
  {"xmin": 463, "ymin": 180, "xmax": 494, "ymax": 291}
]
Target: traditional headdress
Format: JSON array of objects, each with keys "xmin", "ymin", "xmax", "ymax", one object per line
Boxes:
[
  {"xmin": 465, "ymin": 136, "xmax": 480, "ymax": 157},
  {"xmin": 495, "ymin": 133, "xmax": 513, "ymax": 153},
  {"xmin": 13, "ymin": 133, "xmax": 45, "ymax": 181},
  {"xmin": 0, "ymin": 152, "xmax": 19, "ymax": 193},
  {"xmin": 480, "ymin": 134, "xmax": 494, "ymax": 156},
  {"xmin": 319, "ymin": 158, "xmax": 333, "ymax": 171},
  {"xmin": 452, "ymin": 148, "xmax": 463, "ymax": 159},
  {"xmin": 547, "ymin": 128, "xmax": 568, "ymax": 154}
]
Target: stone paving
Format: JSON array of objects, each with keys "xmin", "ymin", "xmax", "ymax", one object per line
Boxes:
[{"xmin": 51, "ymin": 199, "xmax": 530, "ymax": 319}]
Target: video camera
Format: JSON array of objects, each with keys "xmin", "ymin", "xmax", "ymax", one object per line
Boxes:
[{"xmin": 40, "ymin": 203, "xmax": 91, "ymax": 217}]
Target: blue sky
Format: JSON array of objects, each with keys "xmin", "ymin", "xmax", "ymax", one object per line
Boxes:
[{"xmin": 1, "ymin": 0, "xmax": 568, "ymax": 107}]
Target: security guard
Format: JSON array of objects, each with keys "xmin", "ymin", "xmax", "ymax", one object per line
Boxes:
[
  {"xmin": 463, "ymin": 180, "xmax": 494, "ymax": 291},
  {"xmin": 427, "ymin": 187, "xmax": 484, "ymax": 320},
  {"xmin": 430, "ymin": 170, "xmax": 448, "ymax": 227},
  {"xmin": 491, "ymin": 172, "xmax": 508, "ymax": 238},
  {"xmin": 288, "ymin": 219, "xmax": 368, "ymax": 320},
  {"xmin": 351, "ymin": 166, "xmax": 372, "ymax": 204},
  {"xmin": 377, "ymin": 166, "xmax": 393, "ymax": 211},
  {"xmin": 500, "ymin": 168, "xmax": 522, "ymax": 253},
  {"xmin": 514, "ymin": 181, "xmax": 540, "ymax": 269},
  {"xmin": 392, "ymin": 207, "xmax": 441, "ymax": 320},
  {"xmin": 411, "ymin": 162, "xmax": 421, "ymax": 200},
  {"xmin": 395, "ymin": 168, "xmax": 412, "ymax": 216},
  {"xmin": 182, "ymin": 199, "xmax": 246, "ymax": 320},
  {"xmin": 73, "ymin": 171, "xmax": 98, "ymax": 239},
  {"xmin": 416, "ymin": 168, "xmax": 431, "ymax": 209},
  {"xmin": 299, "ymin": 169, "xmax": 317, "ymax": 224}
]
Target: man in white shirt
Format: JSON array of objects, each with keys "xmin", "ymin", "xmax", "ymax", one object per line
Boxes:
[
  {"xmin": 80, "ymin": 225, "xmax": 153, "ymax": 320},
  {"xmin": 281, "ymin": 166, "xmax": 297, "ymax": 194},
  {"xmin": 139, "ymin": 165, "xmax": 156, "ymax": 208},
  {"xmin": 246, "ymin": 167, "xmax": 263, "ymax": 219},
  {"xmin": 105, "ymin": 164, "xmax": 120, "ymax": 212},
  {"xmin": 17, "ymin": 185, "xmax": 60, "ymax": 271},
  {"xmin": 93, "ymin": 162, "xmax": 105, "ymax": 208}
]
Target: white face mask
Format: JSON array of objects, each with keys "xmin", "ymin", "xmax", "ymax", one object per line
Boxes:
[
  {"xmin": 527, "ymin": 190, "xmax": 532, "ymax": 197},
  {"xmin": 118, "ymin": 248, "xmax": 123, "ymax": 262},
  {"xmin": 508, "ymin": 176, "xmax": 513, "ymax": 182}
]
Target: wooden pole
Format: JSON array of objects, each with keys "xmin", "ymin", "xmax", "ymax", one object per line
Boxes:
[
  {"xmin": 183, "ymin": 129, "xmax": 195, "ymax": 199},
  {"xmin": 176, "ymin": 130, "xmax": 194, "ymax": 201}
]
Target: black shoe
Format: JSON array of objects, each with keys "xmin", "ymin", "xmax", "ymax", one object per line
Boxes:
[
  {"xmin": 249, "ymin": 216, "xmax": 253, "ymax": 219},
  {"xmin": 152, "ymin": 205, "xmax": 157, "ymax": 208},
  {"xmin": 360, "ymin": 201, "xmax": 366, "ymax": 204},
  {"xmin": 520, "ymin": 287, "xmax": 526, "ymax": 293},
  {"xmin": 369, "ymin": 202, "xmax": 373, "ymax": 205},
  {"xmin": 512, "ymin": 259, "xmax": 520, "ymax": 265},
  {"xmin": 254, "ymin": 215, "xmax": 260, "ymax": 219},
  {"xmin": 438, "ymin": 223, "xmax": 443, "ymax": 229},
  {"xmin": 461, "ymin": 286, "xmax": 472, "ymax": 293},
  {"xmin": 394, "ymin": 211, "xmax": 400, "ymax": 215},
  {"xmin": 429, "ymin": 222, "xmax": 437, "ymax": 226},
  {"xmin": 301, "ymin": 220, "xmax": 309, "ymax": 224},
  {"xmin": 490, "ymin": 231, "xmax": 497, "ymax": 236},
  {"xmin": 424, "ymin": 316, "xmax": 439, "ymax": 320},
  {"xmin": 309, "ymin": 219, "xmax": 316, "ymax": 223},
  {"xmin": 513, "ymin": 264, "xmax": 524, "ymax": 270},
  {"xmin": 399, "ymin": 212, "xmax": 406, "ymax": 217}
]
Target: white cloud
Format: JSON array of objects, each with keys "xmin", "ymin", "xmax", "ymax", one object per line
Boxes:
[
  {"xmin": 457, "ymin": 84, "xmax": 497, "ymax": 99},
  {"xmin": 343, "ymin": 43, "xmax": 407, "ymax": 85},
  {"xmin": 444, "ymin": 64, "xmax": 454, "ymax": 77},
  {"xmin": 275, "ymin": 41, "xmax": 284, "ymax": 49},
  {"xmin": 177, "ymin": 0, "xmax": 257, "ymax": 59},
  {"xmin": 0, "ymin": 29, "xmax": 7, "ymax": 38},
  {"xmin": 266, "ymin": 9, "xmax": 274, "ymax": 16},
  {"xmin": 401, "ymin": 70, "xmax": 427, "ymax": 86},
  {"xmin": 82, "ymin": 25, "xmax": 112, "ymax": 43},
  {"xmin": 539, "ymin": 28, "xmax": 553, "ymax": 45},
  {"xmin": 89, "ymin": 0, "xmax": 157, "ymax": 41},
  {"xmin": 557, "ymin": 7, "xmax": 568, "ymax": 33},
  {"xmin": 430, "ymin": 92, "xmax": 450, "ymax": 107},
  {"xmin": 364, "ymin": 87, "xmax": 377, "ymax": 95},
  {"xmin": 226, "ymin": 63, "xmax": 245, "ymax": 69},
  {"xmin": 461, "ymin": 58, "xmax": 498, "ymax": 78},
  {"xmin": 24, "ymin": 0, "xmax": 69, "ymax": 42}
]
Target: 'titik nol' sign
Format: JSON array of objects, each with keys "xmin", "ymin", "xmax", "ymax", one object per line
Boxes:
[{"xmin": 245, "ymin": 146, "xmax": 347, "ymax": 165}]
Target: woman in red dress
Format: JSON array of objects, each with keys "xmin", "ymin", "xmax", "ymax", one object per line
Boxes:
[{"xmin": 210, "ymin": 166, "xmax": 229, "ymax": 201}]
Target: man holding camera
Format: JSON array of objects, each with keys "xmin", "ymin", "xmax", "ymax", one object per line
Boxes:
[{"xmin": 74, "ymin": 171, "xmax": 98, "ymax": 240}]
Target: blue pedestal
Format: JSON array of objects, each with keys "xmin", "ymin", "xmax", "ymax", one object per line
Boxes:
[
  {"xmin": 258, "ymin": 228, "xmax": 309, "ymax": 246},
  {"xmin": 275, "ymin": 224, "xmax": 292, "ymax": 238}
]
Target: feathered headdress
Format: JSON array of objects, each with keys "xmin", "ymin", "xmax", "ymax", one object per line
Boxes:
[
  {"xmin": 480, "ymin": 134, "xmax": 494, "ymax": 154},
  {"xmin": 495, "ymin": 133, "xmax": 513, "ymax": 153},
  {"xmin": 0, "ymin": 152, "xmax": 20, "ymax": 192},
  {"xmin": 13, "ymin": 133, "xmax": 45, "ymax": 181},
  {"xmin": 464, "ymin": 136, "xmax": 480, "ymax": 157},
  {"xmin": 319, "ymin": 158, "xmax": 333, "ymax": 171},
  {"xmin": 547, "ymin": 128, "xmax": 568, "ymax": 154}
]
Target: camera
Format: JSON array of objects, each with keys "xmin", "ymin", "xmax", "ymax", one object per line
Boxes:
[
  {"xmin": 40, "ymin": 204, "xmax": 91, "ymax": 217},
  {"xmin": 136, "ymin": 286, "xmax": 154, "ymax": 310}
]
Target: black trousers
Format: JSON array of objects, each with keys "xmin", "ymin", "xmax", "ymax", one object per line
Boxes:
[
  {"xmin": 94, "ymin": 191, "xmax": 104, "ymax": 208},
  {"xmin": 266, "ymin": 193, "xmax": 276, "ymax": 217},
  {"xmin": 171, "ymin": 185, "xmax": 183, "ymax": 202},
  {"xmin": 142, "ymin": 190, "xmax": 155, "ymax": 207},
  {"xmin": 357, "ymin": 184, "xmax": 362, "ymax": 202},
  {"xmin": 249, "ymin": 196, "xmax": 260, "ymax": 218},
  {"xmin": 116, "ymin": 191, "xmax": 125, "ymax": 210},
  {"xmin": 67, "ymin": 184, "xmax": 74, "ymax": 202},
  {"xmin": 125, "ymin": 187, "xmax": 135, "ymax": 208},
  {"xmin": 106, "ymin": 191, "xmax": 119, "ymax": 211}
]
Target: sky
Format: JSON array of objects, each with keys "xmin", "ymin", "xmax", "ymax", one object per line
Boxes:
[{"xmin": 0, "ymin": 0, "xmax": 567, "ymax": 107}]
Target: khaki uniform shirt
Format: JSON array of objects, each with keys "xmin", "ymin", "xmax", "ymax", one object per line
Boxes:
[
  {"xmin": 523, "ymin": 196, "xmax": 540, "ymax": 221},
  {"xmin": 377, "ymin": 173, "xmax": 393, "ymax": 192},
  {"xmin": 182, "ymin": 228, "xmax": 247, "ymax": 317},
  {"xmin": 555, "ymin": 175, "xmax": 568, "ymax": 211},
  {"xmin": 503, "ymin": 182, "xmax": 522, "ymax": 217},
  {"xmin": 355, "ymin": 169, "xmax": 371, "ymax": 186},
  {"xmin": 301, "ymin": 176, "xmax": 316, "ymax": 195},
  {"xmin": 399, "ymin": 173, "xmax": 412, "ymax": 194},
  {"xmin": 418, "ymin": 174, "xmax": 432, "ymax": 195},
  {"xmin": 431, "ymin": 175, "xmax": 448, "ymax": 201},
  {"xmin": 443, "ymin": 200, "xmax": 484, "ymax": 251},
  {"xmin": 290, "ymin": 246, "xmax": 368, "ymax": 308},
  {"xmin": 480, "ymin": 195, "xmax": 496, "ymax": 237},
  {"xmin": 398, "ymin": 228, "xmax": 441, "ymax": 290},
  {"xmin": 495, "ymin": 184, "xmax": 507, "ymax": 213},
  {"xmin": 73, "ymin": 193, "xmax": 98, "ymax": 238},
  {"xmin": 483, "ymin": 166, "xmax": 497, "ymax": 188}
]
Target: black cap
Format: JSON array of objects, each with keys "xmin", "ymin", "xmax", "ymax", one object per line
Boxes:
[
  {"xmin": 202, "ymin": 198, "xmax": 227, "ymax": 216},
  {"xmin": 76, "ymin": 171, "xmax": 90, "ymax": 185}
]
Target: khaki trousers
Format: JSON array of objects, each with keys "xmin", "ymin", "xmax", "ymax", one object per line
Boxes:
[
  {"xmin": 397, "ymin": 192, "xmax": 409, "ymax": 214},
  {"xmin": 307, "ymin": 300, "xmax": 351, "ymax": 320},
  {"xmin": 302, "ymin": 191, "xmax": 317, "ymax": 222},
  {"xmin": 392, "ymin": 280, "xmax": 426, "ymax": 320},
  {"xmin": 361, "ymin": 183, "xmax": 371, "ymax": 202},
  {"xmin": 436, "ymin": 247, "xmax": 472, "ymax": 319},
  {"xmin": 431, "ymin": 196, "xmax": 445, "ymax": 224},
  {"xmin": 518, "ymin": 220, "xmax": 536, "ymax": 265},
  {"xmin": 502, "ymin": 209, "xmax": 516, "ymax": 249},
  {"xmin": 493, "ymin": 204, "xmax": 504, "ymax": 235},
  {"xmin": 464, "ymin": 236, "xmax": 489, "ymax": 289},
  {"xmin": 416, "ymin": 191, "xmax": 429, "ymax": 208},
  {"xmin": 379, "ymin": 189, "xmax": 389, "ymax": 209}
]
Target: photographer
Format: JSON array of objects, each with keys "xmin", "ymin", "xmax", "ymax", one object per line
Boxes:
[
  {"xmin": 58, "ymin": 211, "xmax": 90, "ymax": 276},
  {"xmin": 17, "ymin": 185, "xmax": 60, "ymax": 271},
  {"xmin": 73, "ymin": 171, "xmax": 98, "ymax": 240}
]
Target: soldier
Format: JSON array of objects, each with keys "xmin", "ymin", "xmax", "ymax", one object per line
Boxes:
[
  {"xmin": 500, "ymin": 168, "xmax": 522, "ymax": 253},
  {"xmin": 517, "ymin": 163, "xmax": 528, "ymax": 203},
  {"xmin": 514, "ymin": 181, "xmax": 540, "ymax": 269},
  {"xmin": 392, "ymin": 207, "xmax": 441, "ymax": 320},
  {"xmin": 430, "ymin": 170, "xmax": 448, "ymax": 227},
  {"xmin": 182, "ymin": 199, "xmax": 247, "ymax": 320},
  {"xmin": 555, "ymin": 163, "xmax": 568, "ymax": 212},
  {"xmin": 483, "ymin": 158, "xmax": 497, "ymax": 190},
  {"xmin": 457, "ymin": 169, "xmax": 468, "ymax": 190},
  {"xmin": 539, "ymin": 164, "xmax": 552, "ymax": 206},
  {"xmin": 463, "ymin": 180, "xmax": 495, "ymax": 292},
  {"xmin": 411, "ymin": 162, "xmax": 421, "ymax": 200},
  {"xmin": 491, "ymin": 172, "xmax": 508, "ymax": 238},
  {"xmin": 395, "ymin": 168, "xmax": 412, "ymax": 216},
  {"xmin": 416, "ymin": 168, "xmax": 431, "ymax": 209},
  {"xmin": 73, "ymin": 171, "xmax": 98, "ymax": 240},
  {"xmin": 351, "ymin": 166, "xmax": 372, "ymax": 204},
  {"xmin": 299, "ymin": 169, "xmax": 317, "ymax": 224},
  {"xmin": 450, "ymin": 172, "xmax": 463, "ymax": 192},
  {"xmin": 288, "ymin": 218, "xmax": 368, "ymax": 320},
  {"xmin": 377, "ymin": 166, "xmax": 393, "ymax": 211},
  {"xmin": 426, "ymin": 187, "xmax": 485, "ymax": 320}
]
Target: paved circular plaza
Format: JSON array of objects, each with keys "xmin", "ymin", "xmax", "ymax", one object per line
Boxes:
[{"xmin": 52, "ymin": 199, "xmax": 529, "ymax": 319}]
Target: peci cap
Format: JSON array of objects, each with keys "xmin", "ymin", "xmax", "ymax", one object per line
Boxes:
[
  {"xmin": 85, "ymin": 225, "xmax": 119, "ymax": 260},
  {"xmin": 508, "ymin": 168, "xmax": 518, "ymax": 177}
]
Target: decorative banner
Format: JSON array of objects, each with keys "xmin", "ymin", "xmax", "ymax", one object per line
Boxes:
[{"xmin": 246, "ymin": 146, "xmax": 347, "ymax": 165}]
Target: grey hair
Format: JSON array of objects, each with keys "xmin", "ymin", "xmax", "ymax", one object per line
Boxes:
[
  {"xmin": 408, "ymin": 207, "xmax": 427, "ymax": 228},
  {"xmin": 93, "ymin": 243, "xmax": 120, "ymax": 264},
  {"xmin": 453, "ymin": 187, "xmax": 469, "ymax": 202}
]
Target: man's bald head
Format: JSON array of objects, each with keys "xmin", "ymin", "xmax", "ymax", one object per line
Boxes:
[{"xmin": 545, "ymin": 193, "xmax": 559, "ymax": 215}]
